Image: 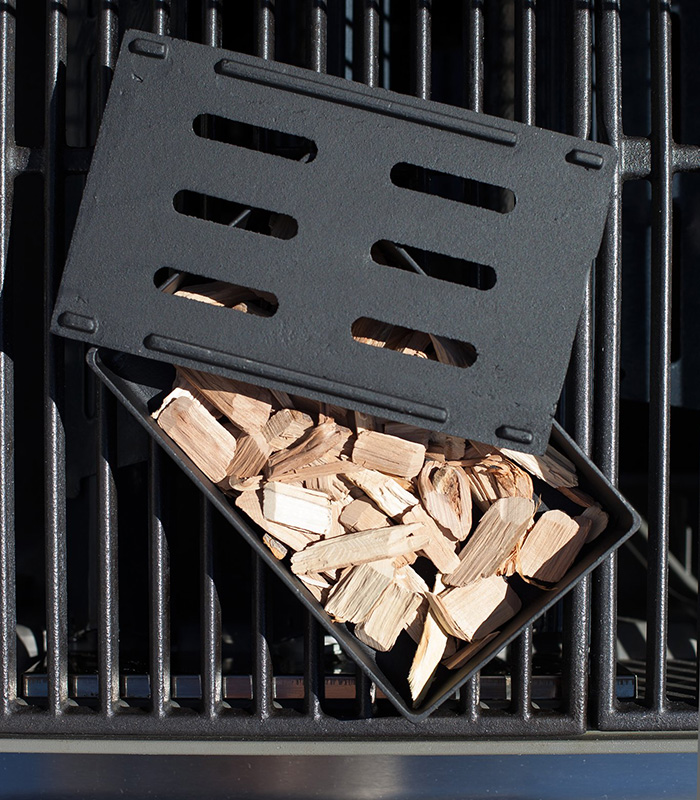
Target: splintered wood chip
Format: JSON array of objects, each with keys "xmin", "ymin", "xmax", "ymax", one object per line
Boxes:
[
  {"xmin": 445, "ymin": 497, "xmax": 535, "ymax": 587},
  {"xmin": 401, "ymin": 505, "xmax": 460, "ymax": 574},
  {"xmin": 351, "ymin": 430, "xmax": 427, "ymax": 479},
  {"xmin": 383, "ymin": 422, "xmax": 431, "ymax": 448},
  {"xmin": 442, "ymin": 631, "xmax": 500, "ymax": 671},
  {"xmin": 355, "ymin": 578, "xmax": 423, "ymax": 652},
  {"xmin": 262, "ymin": 533, "xmax": 288, "ymax": 560},
  {"xmin": 339, "ymin": 497, "xmax": 390, "ymax": 532},
  {"xmin": 227, "ymin": 430, "xmax": 272, "ymax": 481},
  {"xmin": 347, "ymin": 467, "xmax": 419, "ymax": 519},
  {"xmin": 235, "ymin": 489, "xmax": 319, "ymax": 552},
  {"xmin": 408, "ymin": 576, "xmax": 451, "ymax": 703},
  {"xmin": 576, "ymin": 504, "xmax": 609, "ymax": 543},
  {"xmin": 262, "ymin": 481, "xmax": 332, "ymax": 535},
  {"xmin": 417, "ymin": 462, "xmax": 472, "ymax": 541},
  {"xmin": 430, "ymin": 575, "xmax": 522, "ymax": 641},
  {"xmin": 263, "ymin": 408, "xmax": 314, "ymax": 451},
  {"xmin": 499, "ymin": 444, "xmax": 578, "ymax": 489},
  {"xmin": 460, "ymin": 454, "xmax": 534, "ymax": 513},
  {"xmin": 324, "ymin": 560, "xmax": 395, "ymax": 623},
  {"xmin": 156, "ymin": 394, "xmax": 237, "ymax": 483},
  {"xmin": 177, "ymin": 366, "xmax": 273, "ymax": 433},
  {"xmin": 290, "ymin": 523, "xmax": 429, "ymax": 575},
  {"xmin": 266, "ymin": 420, "xmax": 349, "ymax": 478},
  {"xmin": 518, "ymin": 510, "xmax": 589, "ymax": 585}
]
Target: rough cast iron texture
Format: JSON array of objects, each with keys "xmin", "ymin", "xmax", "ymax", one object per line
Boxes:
[
  {"xmin": 88, "ymin": 347, "xmax": 640, "ymax": 722},
  {"xmin": 52, "ymin": 30, "xmax": 616, "ymax": 454}
]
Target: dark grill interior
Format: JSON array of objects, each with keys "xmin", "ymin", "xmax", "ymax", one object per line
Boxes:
[{"xmin": 0, "ymin": 0, "xmax": 697, "ymax": 737}]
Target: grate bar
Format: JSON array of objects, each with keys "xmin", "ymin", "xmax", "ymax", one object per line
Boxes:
[
  {"xmin": 354, "ymin": 669, "xmax": 373, "ymax": 718},
  {"xmin": 0, "ymin": 0, "xmax": 16, "ymax": 718},
  {"xmin": 414, "ymin": 0, "xmax": 431, "ymax": 101},
  {"xmin": 646, "ymin": 0, "xmax": 673, "ymax": 714},
  {"xmin": 153, "ymin": 0, "xmax": 171, "ymax": 36},
  {"xmin": 257, "ymin": 0, "xmax": 275, "ymax": 61},
  {"xmin": 591, "ymin": 0, "xmax": 623, "ymax": 726},
  {"xmin": 309, "ymin": 0, "xmax": 327, "ymax": 74},
  {"xmin": 510, "ymin": 624, "xmax": 532, "ymax": 720},
  {"xmin": 44, "ymin": 0, "xmax": 69, "ymax": 717},
  {"xmin": 363, "ymin": 0, "xmax": 379, "ymax": 88},
  {"xmin": 304, "ymin": 614, "xmax": 324, "ymax": 719},
  {"xmin": 251, "ymin": 551, "xmax": 272, "ymax": 719},
  {"xmin": 204, "ymin": 0, "xmax": 223, "ymax": 48},
  {"xmin": 200, "ymin": 497, "xmax": 222, "ymax": 717},
  {"xmin": 464, "ymin": 0, "xmax": 483, "ymax": 113}
]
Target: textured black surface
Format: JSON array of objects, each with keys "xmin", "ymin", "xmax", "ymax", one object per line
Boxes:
[{"xmin": 51, "ymin": 31, "xmax": 616, "ymax": 454}]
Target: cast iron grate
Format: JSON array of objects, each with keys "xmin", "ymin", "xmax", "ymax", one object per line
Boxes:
[{"xmin": 0, "ymin": 0, "xmax": 697, "ymax": 739}]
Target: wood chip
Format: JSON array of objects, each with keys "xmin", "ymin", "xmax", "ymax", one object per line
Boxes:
[
  {"xmin": 290, "ymin": 523, "xmax": 429, "ymax": 575},
  {"xmin": 298, "ymin": 572, "xmax": 331, "ymax": 603},
  {"xmin": 442, "ymin": 631, "xmax": 500, "ymax": 670},
  {"xmin": 262, "ymin": 533, "xmax": 288, "ymax": 560},
  {"xmin": 156, "ymin": 395, "xmax": 237, "ymax": 483},
  {"xmin": 445, "ymin": 497, "xmax": 535, "ymax": 587},
  {"xmin": 177, "ymin": 366, "xmax": 273, "ymax": 433},
  {"xmin": 430, "ymin": 576, "xmax": 521, "ymax": 641},
  {"xmin": 401, "ymin": 505, "xmax": 460, "ymax": 574},
  {"xmin": 517, "ymin": 510, "xmax": 588, "ymax": 584},
  {"xmin": 417, "ymin": 462, "xmax": 472, "ymax": 540},
  {"xmin": 499, "ymin": 444, "xmax": 578, "ymax": 489},
  {"xmin": 226, "ymin": 430, "xmax": 271, "ymax": 481},
  {"xmin": 266, "ymin": 420, "xmax": 348, "ymax": 478},
  {"xmin": 576, "ymin": 505, "xmax": 609, "ymax": 543},
  {"xmin": 383, "ymin": 423, "xmax": 431, "ymax": 448},
  {"xmin": 235, "ymin": 489, "xmax": 319, "ymax": 552},
  {"xmin": 347, "ymin": 467, "xmax": 419, "ymax": 519},
  {"xmin": 404, "ymin": 597, "xmax": 429, "ymax": 644},
  {"xmin": 272, "ymin": 459, "xmax": 360, "ymax": 485},
  {"xmin": 355, "ymin": 578, "xmax": 424, "ymax": 652},
  {"xmin": 461, "ymin": 455, "xmax": 534, "ymax": 512},
  {"xmin": 351, "ymin": 430, "xmax": 426, "ymax": 479},
  {"xmin": 408, "ymin": 606, "xmax": 449, "ymax": 703},
  {"xmin": 262, "ymin": 408, "xmax": 314, "ymax": 451},
  {"xmin": 324, "ymin": 561, "xmax": 395, "ymax": 623},
  {"xmin": 556, "ymin": 485, "xmax": 597, "ymax": 508},
  {"xmin": 339, "ymin": 497, "xmax": 390, "ymax": 532},
  {"xmin": 262, "ymin": 481, "xmax": 332, "ymax": 535}
]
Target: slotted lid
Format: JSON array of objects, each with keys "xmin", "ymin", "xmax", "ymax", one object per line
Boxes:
[{"xmin": 52, "ymin": 31, "xmax": 616, "ymax": 454}]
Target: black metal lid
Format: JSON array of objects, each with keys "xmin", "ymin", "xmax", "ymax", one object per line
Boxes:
[{"xmin": 51, "ymin": 31, "xmax": 616, "ymax": 453}]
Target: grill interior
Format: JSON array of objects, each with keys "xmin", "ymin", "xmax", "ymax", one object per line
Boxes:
[{"xmin": 0, "ymin": 0, "xmax": 697, "ymax": 738}]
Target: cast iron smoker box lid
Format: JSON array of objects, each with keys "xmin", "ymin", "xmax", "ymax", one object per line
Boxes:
[
  {"xmin": 51, "ymin": 30, "xmax": 617, "ymax": 454},
  {"xmin": 88, "ymin": 348, "xmax": 640, "ymax": 723}
]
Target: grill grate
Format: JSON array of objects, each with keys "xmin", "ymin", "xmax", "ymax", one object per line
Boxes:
[{"xmin": 0, "ymin": 0, "xmax": 696, "ymax": 739}]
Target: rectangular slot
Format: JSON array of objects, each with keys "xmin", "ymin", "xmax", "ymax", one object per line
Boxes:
[
  {"xmin": 173, "ymin": 190, "xmax": 298, "ymax": 239},
  {"xmin": 371, "ymin": 240, "xmax": 496, "ymax": 291},
  {"xmin": 391, "ymin": 162, "xmax": 515, "ymax": 214},
  {"xmin": 352, "ymin": 317, "xmax": 477, "ymax": 369},
  {"xmin": 154, "ymin": 268, "xmax": 278, "ymax": 317},
  {"xmin": 193, "ymin": 114, "xmax": 317, "ymax": 162}
]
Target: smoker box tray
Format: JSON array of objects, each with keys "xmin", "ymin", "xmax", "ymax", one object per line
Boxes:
[
  {"xmin": 89, "ymin": 347, "xmax": 640, "ymax": 722},
  {"xmin": 53, "ymin": 30, "xmax": 616, "ymax": 454}
]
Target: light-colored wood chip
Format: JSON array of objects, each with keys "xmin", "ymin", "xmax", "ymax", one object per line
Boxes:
[
  {"xmin": 445, "ymin": 497, "xmax": 535, "ymax": 587},
  {"xmin": 228, "ymin": 474, "xmax": 263, "ymax": 492},
  {"xmin": 290, "ymin": 523, "xmax": 429, "ymax": 575},
  {"xmin": 262, "ymin": 481, "xmax": 332, "ymax": 535},
  {"xmin": 347, "ymin": 467, "xmax": 419, "ymax": 519},
  {"xmin": 556, "ymin": 485, "xmax": 596, "ymax": 508},
  {"xmin": 173, "ymin": 280, "xmax": 277, "ymax": 310},
  {"xmin": 273, "ymin": 459, "xmax": 360, "ymax": 485},
  {"xmin": 402, "ymin": 505, "xmax": 460, "ymax": 574},
  {"xmin": 430, "ymin": 576, "xmax": 521, "ymax": 641},
  {"xmin": 355, "ymin": 579, "xmax": 423, "ymax": 652},
  {"xmin": 298, "ymin": 572, "xmax": 330, "ymax": 602},
  {"xmin": 152, "ymin": 376, "xmax": 219, "ymax": 420},
  {"xmin": 517, "ymin": 510, "xmax": 588, "ymax": 585},
  {"xmin": 442, "ymin": 631, "xmax": 500, "ymax": 670},
  {"xmin": 262, "ymin": 533, "xmax": 288, "ymax": 560},
  {"xmin": 353, "ymin": 410, "xmax": 380, "ymax": 435},
  {"xmin": 408, "ymin": 606, "xmax": 449, "ymax": 703},
  {"xmin": 326, "ymin": 501, "xmax": 347, "ymax": 539},
  {"xmin": 383, "ymin": 423, "xmax": 431, "ymax": 448},
  {"xmin": 262, "ymin": 408, "xmax": 314, "ymax": 451},
  {"xmin": 235, "ymin": 489, "xmax": 319, "ymax": 551},
  {"xmin": 461, "ymin": 454, "xmax": 534, "ymax": 513},
  {"xmin": 339, "ymin": 497, "xmax": 390, "ymax": 532},
  {"xmin": 404, "ymin": 597, "xmax": 429, "ymax": 644},
  {"xmin": 226, "ymin": 430, "xmax": 271, "ymax": 481},
  {"xmin": 269, "ymin": 388, "xmax": 294, "ymax": 409},
  {"xmin": 499, "ymin": 444, "xmax": 578, "ymax": 489},
  {"xmin": 177, "ymin": 366, "xmax": 273, "ymax": 433},
  {"xmin": 266, "ymin": 420, "xmax": 348, "ymax": 478},
  {"xmin": 576, "ymin": 505, "xmax": 609, "ymax": 543},
  {"xmin": 156, "ymin": 395, "xmax": 237, "ymax": 483},
  {"xmin": 324, "ymin": 561, "xmax": 395, "ymax": 623},
  {"xmin": 417, "ymin": 462, "xmax": 472, "ymax": 541},
  {"xmin": 351, "ymin": 430, "xmax": 426, "ymax": 479}
]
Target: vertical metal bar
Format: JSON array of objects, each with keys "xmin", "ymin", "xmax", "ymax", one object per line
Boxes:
[
  {"xmin": 204, "ymin": 0, "xmax": 223, "ymax": 48},
  {"xmin": 303, "ymin": 612, "xmax": 323, "ymax": 718},
  {"xmin": 465, "ymin": 0, "xmax": 483, "ymax": 113},
  {"xmin": 44, "ymin": 0, "xmax": 69, "ymax": 718},
  {"xmin": 148, "ymin": 442, "xmax": 170, "ymax": 716},
  {"xmin": 560, "ymin": 0, "xmax": 593, "ymax": 728},
  {"xmin": 511, "ymin": 0, "xmax": 535, "ymax": 719},
  {"xmin": 591, "ymin": 0, "xmax": 624, "ymax": 724},
  {"xmin": 251, "ymin": 551, "xmax": 272, "ymax": 718},
  {"xmin": 0, "ymin": 0, "xmax": 16, "ymax": 719},
  {"xmin": 200, "ymin": 497, "xmax": 221, "ymax": 717},
  {"xmin": 257, "ymin": 0, "xmax": 276, "ymax": 61},
  {"xmin": 414, "ymin": 0, "xmax": 431, "ymax": 101},
  {"xmin": 354, "ymin": 669, "xmax": 373, "ymax": 718},
  {"xmin": 363, "ymin": 0, "xmax": 380, "ymax": 88},
  {"xmin": 97, "ymin": 384, "xmax": 120, "ymax": 715},
  {"xmin": 458, "ymin": 673, "xmax": 480, "ymax": 721},
  {"xmin": 646, "ymin": 0, "xmax": 672, "ymax": 713},
  {"xmin": 310, "ymin": 0, "xmax": 327, "ymax": 74},
  {"xmin": 153, "ymin": 0, "xmax": 171, "ymax": 35}
]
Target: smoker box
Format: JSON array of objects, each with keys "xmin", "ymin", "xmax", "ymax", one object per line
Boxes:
[{"xmin": 88, "ymin": 347, "xmax": 640, "ymax": 721}]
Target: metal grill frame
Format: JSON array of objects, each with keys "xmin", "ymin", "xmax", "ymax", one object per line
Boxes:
[{"xmin": 0, "ymin": 0, "xmax": 697, "ymax": 740}]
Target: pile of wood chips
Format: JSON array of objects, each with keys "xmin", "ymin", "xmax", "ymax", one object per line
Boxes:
[{"xmin": 152, "ymin": 282, "xmax": 610, "ymax": 705}]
